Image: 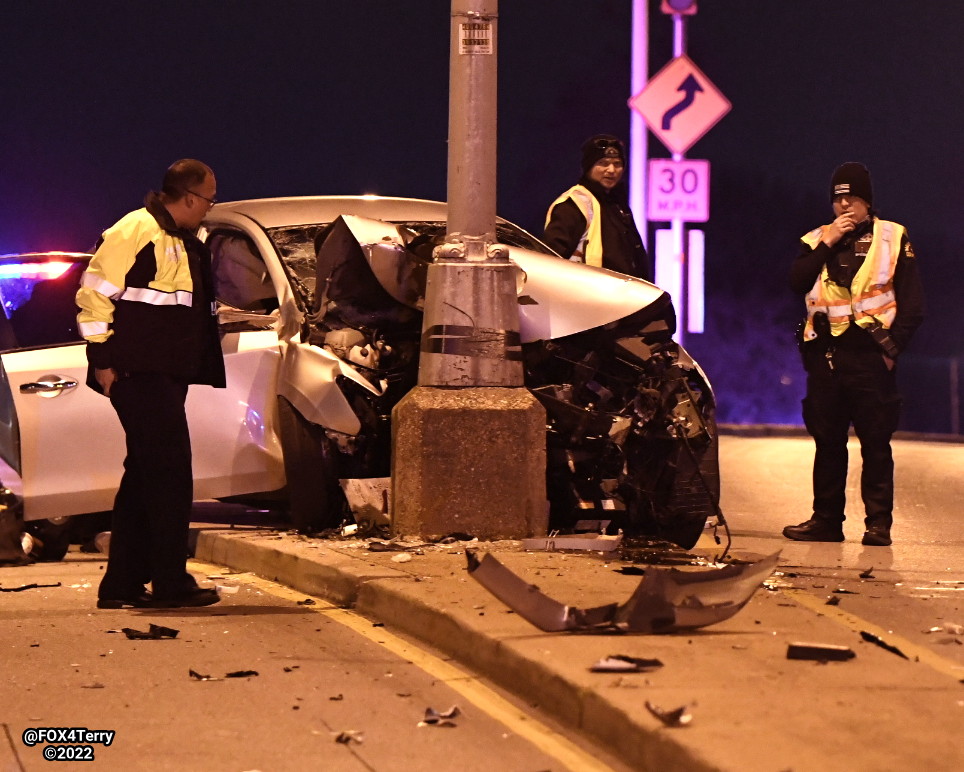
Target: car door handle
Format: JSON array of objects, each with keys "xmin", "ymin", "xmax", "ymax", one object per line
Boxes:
[{"xmin": 20, "ymin": 377, "xmax": 79, "ymax": 394}]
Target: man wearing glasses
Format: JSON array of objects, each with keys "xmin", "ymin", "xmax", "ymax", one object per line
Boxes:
[
  {"xmin": 76, "ymin": 159, "xmax": 226, "ymax": 608},
  {"xmin": 543, "ymin": 135, "xmax": 651, "ymax": 281}
]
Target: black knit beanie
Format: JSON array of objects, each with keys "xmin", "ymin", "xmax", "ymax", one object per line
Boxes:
[
  {"xmin": 581, "ymin": 135, "xmax": 626, "ymax": 175},
  {"xmin": 830, "ymin": 162, "xmax": 873, "ymax": 205}
]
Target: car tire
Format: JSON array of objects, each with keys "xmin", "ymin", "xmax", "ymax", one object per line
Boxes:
[
  {"xmin": 23, "ymin": 517, "xmax": 72, "ymax": 562},
  {"xmin": 276, "ymin": 395, "xmax": 349, "ymax": 533}
]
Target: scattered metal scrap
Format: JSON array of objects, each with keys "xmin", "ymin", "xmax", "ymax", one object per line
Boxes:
[
  {"xmin": 466, "ymin": 549, "xmax": 780, "ymax": 633},
  {"xmin": 645, "ymin": 701, "xmax": 692, "ymax": 727},
  {"xmin": 787, "ymin": 642, "xmax": 855, "ymax": 662},
  {"xmin": 860, "ymin": 631, "xmax": 909, "ymax": 659},
  {"xmin": 590, "ymin": 654, "xmax": 663, "ymax": 672}
]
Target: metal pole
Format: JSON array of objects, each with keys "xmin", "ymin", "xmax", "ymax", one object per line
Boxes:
[
  {"xmin": 418, "ymin": 0, "xmax": 523, "ymax": 388},
  {"xmin": 629, "ymin": 0, "xmax": 649, "ymax": 249},
  {"xmin": 671, "ymin": 11, "xmax": 687, "ymax": 345}
]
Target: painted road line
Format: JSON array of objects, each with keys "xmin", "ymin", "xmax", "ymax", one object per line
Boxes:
[
  {"xmin": 189, "ymin": 560, "xmax": 617, "ymax": 772},
  {"xmin": 782, "ymin": 587, "xmax": 964, "ymax": 682}
]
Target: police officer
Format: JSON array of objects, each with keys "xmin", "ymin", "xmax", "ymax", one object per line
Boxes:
[
  {"xmin": 543, "ymin": 135, "xmax": 650, "ymax": 280},
  {"xmin": 783, "ymin": 162, "xmax": 924, "ymax": 546},
  {"xmin": 77, "ymin": 159, "xmax": 226, "ymax": 607}
]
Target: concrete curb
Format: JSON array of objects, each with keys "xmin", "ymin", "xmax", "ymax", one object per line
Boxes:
[{"xmin": 194, "ymin": 528, "xmax": 718, "ymax": 772}]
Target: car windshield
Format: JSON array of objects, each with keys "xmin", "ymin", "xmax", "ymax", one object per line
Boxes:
[
  {"xmin": 0, "ymin": 255, "xmax": 88, "ymax": 349},
  {"xmin": 266, "ymin": 220, "xmax": 553, "ymax": 309}
]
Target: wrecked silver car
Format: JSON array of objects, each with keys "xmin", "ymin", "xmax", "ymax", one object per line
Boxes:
[
  {"xmin": 265, "ymin": 198, "xmax": 719, "ymax": 549},
  {"xmin": 0, "ymin": 198, "xmax": 719, "ymax": 555}
]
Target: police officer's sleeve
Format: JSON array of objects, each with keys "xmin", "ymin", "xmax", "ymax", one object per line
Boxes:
[
  {"xmin": 543, "ymin": 197, "xmax": 587, "ymax": 260},
  {"xmin": 75, "ymin": 216, "xmax": 140, "ymax": 368},
  {"xmin": 889, "ymin": 235, "xmax": 924, "ymax": 354},
  {"xmin": 790, "ymin": 240, "xmax": 832, "ymax": 294}
]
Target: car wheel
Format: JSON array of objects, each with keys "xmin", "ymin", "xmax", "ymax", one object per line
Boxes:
[
  {"xmin": 276, "ymin": 396, "xmax": 349, "ymax": 533},
  {"xmin": 23, "ymin": 517, "xmax": 72, "ymax": 562}
]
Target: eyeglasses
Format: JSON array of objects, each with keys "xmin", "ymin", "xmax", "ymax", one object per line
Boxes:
[{"xmin": 183, "ymin": 188, "xmax": 217, "ymax": 206}]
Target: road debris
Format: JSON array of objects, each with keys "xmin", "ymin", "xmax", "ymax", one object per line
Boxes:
[
  {"xmin": 391, "ymin": 553, "xmax": 413, "ymax": 563},
  {"xmin": 859, "ymin": 631, "xmax": 908, "ymax": 659},
  {"xmin": 466, "ymin": 549, "xmax": 780, "ymax": 633},
  {"xmin": 590, "ymin": 655, "xmax": 664, "ymax": 673},
  {"xmin": 645, "ymin": 701, "xmax": 692, "ymax": 727},
  {"xmin": 859, "ymin": 567, "xmax": 875, "ymax": 579},
  {"xmin": 0, "ymin": 582, "xmax": 62, "ymax": 592},
  {"xmin": 189, "ymin": 668, "xmax": 260, "ymax": 681},
  {"xmin": 334, "ymin": 730, "xmax": 364, "ymax": 744},
  {"xmin": 825, "ymin": 596, "xmax": 841, "ymax": 606},
  {"xmin": 419, "ymin": 706, "xmax": 460, "ymax": 728},
  {"xmin": 787, "ymin": 642, "xmax": 856, "ymax": 662},
  {"xmin": 522, "ymin": 533, "xmax": 622, "ymax": 553},
  {"xmin": 115, "ymin": 624, "xmax": 179, "ymax": 640}
]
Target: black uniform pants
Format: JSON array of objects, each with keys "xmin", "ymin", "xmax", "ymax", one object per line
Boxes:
[
  {"xmin": 801, "ymin": 346, "xmax": 901, "ymax": 530},
  {"xmin": 98, "ymin": 373, "xmax": 198, "ymax": 600}
]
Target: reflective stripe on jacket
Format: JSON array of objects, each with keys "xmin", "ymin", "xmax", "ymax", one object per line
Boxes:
[
  {"xmin": 801, "ymin": 219, "xmax": 904, "ymax": 342},
  {"xmin": 76, "ymin": 208, "xmax": 196, "ymax": 342},
  {"xmin": 545, "ymin": 185, "xmax": 603, "ymax": 267}
]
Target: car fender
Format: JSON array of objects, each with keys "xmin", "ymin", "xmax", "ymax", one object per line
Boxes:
[{"xmin": 276, "ymin": 339, "xmax": 384, "ymax": 436}]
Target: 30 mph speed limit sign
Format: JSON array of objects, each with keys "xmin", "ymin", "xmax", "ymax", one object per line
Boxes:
[{"xmin": 647, "ymin": 158, "xmax": 709, "ymax": 222}]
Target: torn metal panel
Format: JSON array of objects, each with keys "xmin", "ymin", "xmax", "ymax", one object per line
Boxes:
[{"xmin": 466, "ymin": 550, "xmax": 780, "ymax": 633}]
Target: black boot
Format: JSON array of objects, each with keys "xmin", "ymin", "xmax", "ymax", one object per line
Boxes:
[{"xmin": 782, "ymin": 518, "xmax": 844, "ymax": 542}]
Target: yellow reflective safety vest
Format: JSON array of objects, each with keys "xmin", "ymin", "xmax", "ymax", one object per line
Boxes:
[
  {"xmin": 801, "ymin": 219, "xmax": 904, "ymax": 342},
  {"xmin": 545, "ymin": 184, "xmax": 603, "ymax": 267}
]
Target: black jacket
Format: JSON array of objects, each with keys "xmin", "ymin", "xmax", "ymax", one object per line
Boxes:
[
  {"xmin": 544, "ymin": 177, "xmax": 651, "ymax": 281},
  {"xmin": 77, "ymin": 193, "xmax": 225, "ymax": 392}
]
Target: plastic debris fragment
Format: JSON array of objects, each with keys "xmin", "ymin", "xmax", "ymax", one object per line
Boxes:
[
  {"xmin": 0, "ymin": 582, "xmax": 61, "ymax": 592},
  {"xmin": 787, "ymin": 642, "xmax": 856, "ymax": 661},
  {"xmin": 466, "ymin": 549, "xmax": 780, "ymax": 633},
  {"xmin": 590, "ymin": 655, "xmax": 663, "ymax": 672},
  {"xmin": 645, "ymin": 701, "xmax": 692, "ymax": 727},
  {"xmin": 859, "ymin": 631, "xmax": 908, "ymax": 659},
  {"xmin": 419, "ymin": 706, "xmax": 460, "ymax": 728},
  {"xmin": 119, "ymin": 624, "xmax": 178, "ymax": 640}
]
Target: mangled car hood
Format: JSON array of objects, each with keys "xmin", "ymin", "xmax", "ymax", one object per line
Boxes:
[{"xmin": 329, "ymin": 214, "xmax": 671, "ymax": 342}]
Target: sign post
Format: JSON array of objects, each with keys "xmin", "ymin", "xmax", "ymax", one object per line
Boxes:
[{"xmin": 628, "ymin": 9, "xmax": 729, "ymax": 341}]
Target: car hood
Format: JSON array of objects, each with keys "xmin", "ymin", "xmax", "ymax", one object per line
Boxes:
[{"xmin": 336, "ymin": 214, "xmax": 671, "ymax": 343}]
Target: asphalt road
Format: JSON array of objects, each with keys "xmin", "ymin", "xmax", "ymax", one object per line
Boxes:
[
  {"xmin": 0, "ymin": 557, "xmax": 629, "ymax": 772},
  {"xmin": 2, "ymin": 434, "xmax": 962, "ymax": 772}
]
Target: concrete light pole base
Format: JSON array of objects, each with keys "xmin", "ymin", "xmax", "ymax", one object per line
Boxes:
[{"xmin": 392, "ymin": 386, "xmax": 547, "ymax": 540}]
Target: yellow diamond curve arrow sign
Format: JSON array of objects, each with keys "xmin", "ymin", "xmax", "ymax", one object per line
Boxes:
[{"xmin": 628, "ymin": 55, "xmax": 731, "ymax": 156}]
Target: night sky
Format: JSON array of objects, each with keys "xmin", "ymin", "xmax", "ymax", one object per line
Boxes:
[{"xmin": 2, "ymin": 1, "xmax": 961, "ymax": 430}]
